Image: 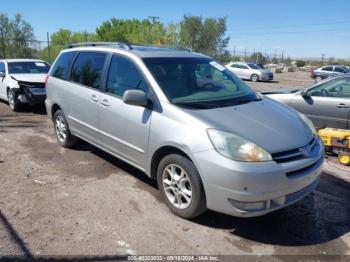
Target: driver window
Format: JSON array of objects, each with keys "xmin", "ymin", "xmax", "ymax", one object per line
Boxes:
[
  {"xmin": 107, "ymin": 55, "xmax": 149, "ymax": 97},
  {"xmin": 309, "ymin": 78, "xmax": 350, "ymax": 98}
]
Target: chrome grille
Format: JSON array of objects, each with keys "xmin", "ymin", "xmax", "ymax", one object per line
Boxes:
[{"xmin": 272, "ymin": 136, "xmax": 317, "ymax": 163}]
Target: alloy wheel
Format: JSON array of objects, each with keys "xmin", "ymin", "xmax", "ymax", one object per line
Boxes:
[
  {"xmin": 55, "ymin": 115, "xmax": 67, "ymax": 143},
  {"xmin": 162, "ymin": 164, "xmax": 192, "ymax": 209}
]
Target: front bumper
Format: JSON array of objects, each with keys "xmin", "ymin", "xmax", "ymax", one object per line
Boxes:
[
  {"xmin": 193, "ymin": 137, "xmax": 324, "ymax": 217},
  {"xmin": 18, "ymin": 87, "xmax": 46, "ymax": 106},
  {"xmin": 261, "ymin": 73, "xmax": 274, "ymax": 81}
]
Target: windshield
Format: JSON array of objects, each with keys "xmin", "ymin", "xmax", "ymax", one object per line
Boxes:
[
  {"xmin": 8, "ymin": 61, "xmax": 50, "ymax": 74},
  {"xmin": 247, "ymin": 63, "xmax": 260, "ymax": 69},
  {"xmin": 143, "ymin": 57, "xmax": 258, "ymax": 109}
]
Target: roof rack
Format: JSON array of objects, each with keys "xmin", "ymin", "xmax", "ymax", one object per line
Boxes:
[
  {"xmin": 65, "ymin": 42, "xmax": 132, "ymax": 50},
  {"xmin": 131, "ymin": 44, "xmax": 191, "ymax": 52}
]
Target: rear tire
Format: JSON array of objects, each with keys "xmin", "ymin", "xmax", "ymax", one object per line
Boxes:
[
  {"xmin": 7, "ymin": 89, "xmax": 21, "ymax": 112},
  {"xmin": 157, "ymin": 154, "xmax": 206, "ymax": 219},
  {"xmin": 315, "ymin": 76, "xmax": 323, "ymax": 83},
  {"xmin": 53, "ymin": 109, "xmax": 77, "ymax": 148},
  {"xmin": 250, "ymin": 74, "xmax": 259, "ymax": 82}
]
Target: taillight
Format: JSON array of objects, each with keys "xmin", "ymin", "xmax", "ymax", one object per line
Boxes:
[
  {"xmin": 311, "ymin": 69, "xmax": 315, "ymax": 76},
  {"xmin": 45, "ymin": 75, "xmax": 49, "ymax": 87}
]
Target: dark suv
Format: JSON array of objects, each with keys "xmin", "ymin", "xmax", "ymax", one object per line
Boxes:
[{"xmin": 311, "ymin": 65, "xmax": 349, "ymax": 82}]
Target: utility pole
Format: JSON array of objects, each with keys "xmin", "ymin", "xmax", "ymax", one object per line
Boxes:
[
  {"xmin": 148, "ymin": 16, "xmax": 159, "ymax": 23},
  {"xmin": 244, "ymin": 48, "xmax": 247, "ymax": 61},
  {"xmin": 282, "ymin": 49, "xmax": 284, "ymax": 63},
  {"xmin": 0, "ymin": 28, "xmax": 5, "ymax": 59},
  {"xmin": 321, "ymin": 54, "xmax": 326, "ymax": 65},
  {"xmin": 233, "ymin": 46, "xmax": 236, "ymax": 58},
  {"xmin": 47, "ymin": 32, "xmax": 51, "ymax": 63},
  {"xmin": 274, "ymin": 48, "xmax": 277, "ymax": 63}
]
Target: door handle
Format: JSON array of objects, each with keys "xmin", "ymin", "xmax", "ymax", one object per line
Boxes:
[
  {"xmin": 90, "ymin": 94, "xmax": 98, "ymax": 102},
  {"xmin": 100, "ymin": 99, "xmax": 110, "ymax": 106},
  {"xmin": 336, "ymin": 103, "xmax": 349, "ymax": 108}
]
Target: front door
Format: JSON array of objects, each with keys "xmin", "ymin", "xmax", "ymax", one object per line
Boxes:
[
  {"xmin": 98, "ymin": 54, "xmax": 152, "ymax": 168},
  {"xmin": 290, "ymin": 77, "xmax": 350, "ymax": 129}
]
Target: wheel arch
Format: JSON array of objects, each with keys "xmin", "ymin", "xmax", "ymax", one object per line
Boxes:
[
  {"xmin": 150, "ymin": 145, "xmax": 193, "ymax": 180},
  {"xmin": 51, "ymin": 103, "xmax": 62, "ymax": 120}
]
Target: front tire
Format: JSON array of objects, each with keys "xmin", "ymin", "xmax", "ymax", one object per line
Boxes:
[
  {"xmin": 157, "ymin": 154, "xmax": 206, "ymax": 219},
  {"xmin": 250, "ymin": 74, "xmax": 259, "ymax": 82},
  {"xmin": 7, "ymin": 89, "xmax": 21, "ymax": 111},
  {"xmin": 53, "ymin": 109, "xmax": 77, "ymax": 148}
]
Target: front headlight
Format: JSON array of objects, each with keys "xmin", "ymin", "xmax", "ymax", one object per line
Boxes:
[
  {"xmin": 297, "ymin": 112, "xmax": 316, "ymax": 135},
  {"xmin": 207, "ymin": 129, "xmax": 272, "ymax": 162}
]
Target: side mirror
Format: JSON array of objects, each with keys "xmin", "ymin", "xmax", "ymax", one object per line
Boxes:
[
  {"xmin": 123, "ymin": 90, "xmax": 150, "ymax": 107},
  {"xmin": 301, "ymin": 89, "xmax": 311, "ymax": 98},
  {"xmin": 0, "ymin": 72, "xmax": 5, "ymax": 78}
]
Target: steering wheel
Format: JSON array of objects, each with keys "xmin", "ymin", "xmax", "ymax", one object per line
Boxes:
[{"xmin": 320, "ymin": 88, "xmax": 330, "ymax": 97}]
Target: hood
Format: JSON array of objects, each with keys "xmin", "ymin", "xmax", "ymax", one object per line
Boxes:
[
  {"xmin": 261, "ymin": 87, "xmax": 301, "ymax": 95},
  {"xmin": 10, "ymin": 74, "xmax": 47, "ymax": 83},
  {"xmin": 184, "ymin": 98, "xmax": 313, "ymax": 153}
]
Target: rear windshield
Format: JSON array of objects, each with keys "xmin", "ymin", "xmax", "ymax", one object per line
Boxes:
[
  {"xmin": 8, "ymin": 61, "xmax": 50, "ymax": 74},
  {"xmin": 143, "ymin": 57, "xmax": 258, "ymax": 109}
]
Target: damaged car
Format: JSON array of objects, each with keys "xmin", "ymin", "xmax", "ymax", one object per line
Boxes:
[{"xmin": 0, "ymin": 59, "xmax": 50, "ymax": 111}]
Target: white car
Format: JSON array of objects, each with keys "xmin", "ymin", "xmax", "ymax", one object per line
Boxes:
[
  {"xmin": 226, "ymin": 62, "xmax": 274, "ymax": 82},
  {"xmin": 0, "ymin": 59, "xmax": 50, "ymax": 111}
]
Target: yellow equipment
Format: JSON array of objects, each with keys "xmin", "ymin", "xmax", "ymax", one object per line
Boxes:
[{"xmin": 318, "ymin": 128, "xmax": 350, "ymax": 166}]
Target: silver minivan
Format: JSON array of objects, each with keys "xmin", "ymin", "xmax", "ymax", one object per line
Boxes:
[{"xmin": 46, "ymin": 43, "xmax": 324, "ymax": 219}]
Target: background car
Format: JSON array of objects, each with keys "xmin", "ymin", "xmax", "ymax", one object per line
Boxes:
[
  {"xmin": 226, "ymin": 62, "xmax": 273, "ymax": 82},
  {"xmin": 0, "ymin": 59, "xmax": 50, "ymax": 111},
  {"xmin": 264, "ymin": 75, "xmax": 350, "ymax": 129},
  {"xmin": 311, "ymin": 65, "xmax": 349, "ymax": 82}
]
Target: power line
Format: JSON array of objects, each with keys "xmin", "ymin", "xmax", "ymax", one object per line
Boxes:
[
  {"xmin": 231, "ymin": 20, "xmax": 350, "ymax": 32},
  {"xmin": 235, "ymin": 27, "xmax": 350, "ymax": 36}
]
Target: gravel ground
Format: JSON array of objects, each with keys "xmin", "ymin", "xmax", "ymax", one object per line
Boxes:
[{"xmin": 0, "ymin": 71, "xmax": 349, "ymax": 260}]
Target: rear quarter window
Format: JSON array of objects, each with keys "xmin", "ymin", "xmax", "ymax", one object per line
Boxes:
[{"xmin": 51, "ymin": 51, "xmax": 77, "ymax": 80}]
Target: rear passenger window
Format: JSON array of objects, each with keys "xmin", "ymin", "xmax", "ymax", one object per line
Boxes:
[
  {"xmin": 106, "ymin": 55, "xmax": 148, "ymax": 97},
  {"xmin": 70, "ymin": 52, "xmax": 107, "ymax": 89},
  {"xmin": 51, "ymin": 51, "xmax": 76, "ymax": 80}
]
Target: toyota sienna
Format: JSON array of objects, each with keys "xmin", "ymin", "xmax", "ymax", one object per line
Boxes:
[{"xmin": 45, "ymin": 43, "xmax": 324, "ymax": 219}]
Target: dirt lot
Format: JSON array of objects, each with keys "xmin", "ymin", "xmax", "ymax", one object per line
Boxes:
[{"xmin": 0, "ymin": 71, "xmax": 350, "ymax": 260}]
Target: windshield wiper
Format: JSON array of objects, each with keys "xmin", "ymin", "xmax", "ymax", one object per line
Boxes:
[{"xmin": 173, "ymin": 101, "xmax": 214, "ymax": 109}]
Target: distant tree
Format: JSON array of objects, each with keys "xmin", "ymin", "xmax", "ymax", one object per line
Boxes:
[
  {"xmin": 0, "ymin": 13, "xmax": 36, "ymax": 58},
  {"xmin": 284, "ymin": 56, "xmax": 292, "ymax": 65},
  {"xmin": 179, "ymin": 15, "xmax": 230, "ymax": 58},
  {"xmin": 39, "ymin": 28, "xmax": 98, "ymax": 63},
  {"xmin": 296, "ymin": 60, "xmax": 306, "ymax": 67},
  {"xmin": 95, "ymin": 18, "xmax": 176, "ymax": 45},
  {"xmin": 247, "ymin": 52, "xmax": 267, "ymax": 64}
]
